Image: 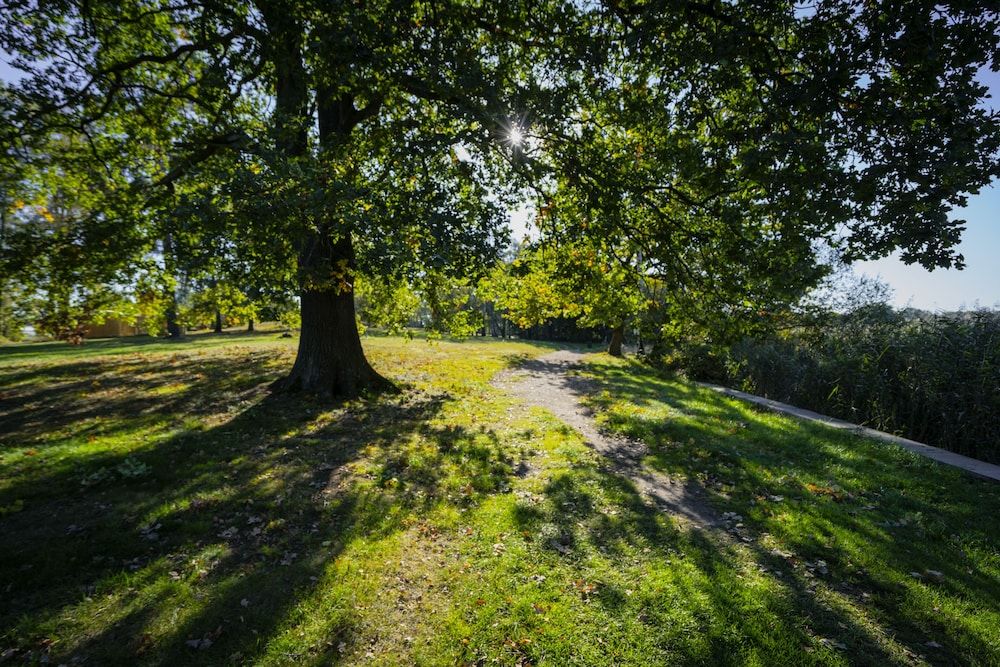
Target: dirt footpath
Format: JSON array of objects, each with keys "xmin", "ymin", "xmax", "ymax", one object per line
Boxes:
[{"xmin": 493, "ymin": 349, "xmax": 719, "ymax": 529}]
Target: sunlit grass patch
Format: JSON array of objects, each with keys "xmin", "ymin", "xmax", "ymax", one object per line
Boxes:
[
  {"xmin": 579, "ymin": 353, "xmax": 1000, "ymax": 665},
  {"xmin": 1, "ymin": 336, "xmax": 998, "ymax": 665}
]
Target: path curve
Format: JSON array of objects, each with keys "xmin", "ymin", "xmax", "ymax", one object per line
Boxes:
[{"xmin": 494, "ymin": 349, "xmax": 719, "ymax": 528}]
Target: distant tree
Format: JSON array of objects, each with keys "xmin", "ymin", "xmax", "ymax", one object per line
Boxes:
[
  {"xmin": 0, "ymin": 147, "xmax": 134, "ymax": 344},
  {"xmin": 355, "ymin": 275, "xmax": 420, "ymax": 335},
  {"xmin": 0, "ymin": 157, "xmax": 28, "ymax": 340},
  {"xmin": 418, "ymin": 271, "xmax": 480, "ymax": 337},
  {"xmin": 181, "ymin": 279, "xmax": 254, "ymax": 332},
  {"xmin": 480, "ymin": 238, "xmax": 645, "ymax": 356}
]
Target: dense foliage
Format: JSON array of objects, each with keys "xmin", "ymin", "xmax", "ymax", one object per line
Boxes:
[
  {"xmin": 664, "ymin": 306, "xmax": 1000, "ymax": 463},
  {"xmin": 3, "ymin": 0, "xmax": 999, "ymax": 395}
]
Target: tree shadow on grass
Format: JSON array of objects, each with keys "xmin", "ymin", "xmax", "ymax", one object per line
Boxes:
[
  {"xmin": 509, "ymin": 459, "xmax": 923, "ymax": 665},
  {"xmin": 0, "ymin": 330, "xmax": 288, "ymax": 364},
  {"xmin": 571, "ymin": 357, "xmax": 1000, "ymax": 664},
  {"xmin": 0, "ymin": 347, "xmax": 291, "ymax": 449},
  {"xmin": 0, "ymin": 355, "xmax": 515, "ymax": 665}
]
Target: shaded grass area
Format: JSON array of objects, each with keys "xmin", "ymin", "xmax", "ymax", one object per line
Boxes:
[
  {"xmin": 1, "ymin": 336, "xmax": 997, "ymax": 665},
  {"xmin": 582, "ymin": 354, "xmax": 1000, "ymax": 665}
]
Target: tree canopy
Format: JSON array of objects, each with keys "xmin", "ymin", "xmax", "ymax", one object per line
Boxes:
[{"xmin": 1, "ymin": 0, "xmax": 998, "ymax": 394}]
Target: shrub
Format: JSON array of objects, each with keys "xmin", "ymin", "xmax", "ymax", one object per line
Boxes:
[{"xmin": 674, "ymin": 308, "xmax": 1000, "ymax": 463}]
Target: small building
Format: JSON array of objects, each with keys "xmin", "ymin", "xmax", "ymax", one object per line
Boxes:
[{"xmin": 84, "ymin": 318, "xmax": 146, "ymax": 339}]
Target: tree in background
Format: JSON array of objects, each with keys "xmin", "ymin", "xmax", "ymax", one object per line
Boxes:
[
  {"xmin": 418, "ymin": 271, "xmax": 480, "ymax": 337},
  {"xmin": 480, "ymin": 237, "xmax": 646, "ymax": 356},
  {"xmin": 0, "ymin": 144, "xmax": 142, "ymax": 343},
  {"xmin": 0, "ymin": 156, "xmax": 29, "ymax": 341},
  {"xmin": 182, "ymin": 280, "xmax": 254, "ymax": 333},
  {"xmin": 355, "ymin": 275, "xmax": 420, "ymax": 335}
]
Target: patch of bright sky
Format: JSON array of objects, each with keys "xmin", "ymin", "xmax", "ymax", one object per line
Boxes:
[
  {"xmin": 854, "ymin": 66, "xmax": 1000, "ymax": 311},
  {"xmin": 3, "ymin": 53, "xmax": 997, "ymax": 310}
]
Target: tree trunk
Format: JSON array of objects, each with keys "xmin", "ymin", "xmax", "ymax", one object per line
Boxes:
[
  {"xmin": 261, "ymin": 5, "xmax": 389, "ymax": 398},
  {"xmin": 0, "ymin": 204, "xmax": 7, "ymax": 340},
  {"xmin": 165, "ymin": 302, "xmax": 182, "ymax": 338},
  {"xmin": 213, "ymin": 310, "xmax": 223, "ymax": 334},
  {"xmin": 273, "ymin": 234, "xmax": 392, "ymax": 396},
  {"xmin": 608, "ymin": 323, "xmax": 625, "ymax": 357},
  {"xmin": 247, "ymin": 318, "xmax": 254, "ymax": 332}
]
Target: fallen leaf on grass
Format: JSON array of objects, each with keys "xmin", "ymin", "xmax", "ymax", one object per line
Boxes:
[{"xmin": 572, "ymin": 579, "xmax": 597, "ymax": 597}]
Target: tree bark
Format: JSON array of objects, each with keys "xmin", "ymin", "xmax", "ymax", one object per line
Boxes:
[
  {"xmin": 608, "ymin": 323, "xmax": 625, "ymax": 357},
  {"xmin": 261, "ymin": 4, "xmax": 390, "ymax": 397},
  {"xmin": 164, "ymin": 302, "xmax": 182, "ymax": 338},
  {"xmin": 0, "ymin": 204, "xmax": 7, "ymax": 340},
  {"xmin": 161, "ymin": 232, "xmax": 183, "ymax": 338},
  {"xmin": 213, "ymin": 309, "xmax": 223, "ymax": 334},
  {"xmin": 273, "ymin": 233, "xmax": 392, "ymax": 396},
  {"xmin": 247, "ymin": 318, "xmax": 254, "ymax": 332}
]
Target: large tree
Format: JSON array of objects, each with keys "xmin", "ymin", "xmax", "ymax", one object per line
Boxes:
[
  {"xmin": 2, "ymin": 0, "xmax": 998, "ymax": 396},
  {"xmin": 522, "ymin": 1, "xmax": 1000, "ymax": 337},
  {"xmin": 1, "ymin": 0, "xmax": 554, "ymax": 393}
]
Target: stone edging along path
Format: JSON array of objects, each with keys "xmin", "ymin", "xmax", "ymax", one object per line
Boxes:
[{"xmin": 696, "ymin": 382, "xmax": 1000, "ymax": 483}]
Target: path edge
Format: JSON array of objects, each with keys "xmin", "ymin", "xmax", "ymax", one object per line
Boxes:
[{"xmin": 695, "ymin": 382, "xmax": 1000, "ymax": 482}]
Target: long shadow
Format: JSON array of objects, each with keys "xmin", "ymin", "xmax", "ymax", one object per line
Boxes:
[
  {"xmin": 0, "ymin": 353, "xmax": 516, "ymax": 664},
  {"xmin": 511, "ymin": 455, "xmax": 925, "ymax": 665},
  {"xmin": 571, "ymin": 355, "xmax": 1000, "ymax": 664},
  {"xmin": 502, "ymin": 354, "xmax": 719, "ymax": 526},
  {"xmin": 0, "ymin": 350, "xmax": 286, "ymax": 447},
  {"xmin": 0, "ymin": 330, "xmax": 288, "ymax": 364}
]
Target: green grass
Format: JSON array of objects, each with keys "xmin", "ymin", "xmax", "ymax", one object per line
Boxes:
[{"xmin": 1, "ymin": 335, "xmax": 998, "ymax": 665}]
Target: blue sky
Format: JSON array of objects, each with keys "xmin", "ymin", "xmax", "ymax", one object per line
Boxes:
[
  {"xmin": 855, "ymin": 184, "xmax": 999, "ymax": 310},
  {"xmin": 853, "ymin": 66, "xmax": 1000, "ymax": 311},
  {"xmin": 3, "ymin": 56, "xmax": 997, "ymax": 310}
]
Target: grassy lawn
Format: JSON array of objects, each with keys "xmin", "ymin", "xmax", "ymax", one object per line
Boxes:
[{"xmin": 1, "ymin": 334, "xmax": 998, "ymax": 665}]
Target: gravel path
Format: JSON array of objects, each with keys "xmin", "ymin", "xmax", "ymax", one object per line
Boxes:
[{"xmin": 494, "ymin": 349, "xmax": 719, "ymax": 528}]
